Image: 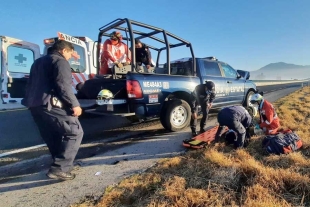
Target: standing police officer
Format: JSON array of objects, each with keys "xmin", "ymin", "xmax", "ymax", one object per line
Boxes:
[
  {"xmin": 190, "ymin": 81, "xmax": 216, "ymax": 136},
  {"xmin": 22, "ymin": 40, "xmax": 83, "ymax": 180},
  {"xmin": 214, "ymin": 105, "xmax": 252, "ymax": 149}
]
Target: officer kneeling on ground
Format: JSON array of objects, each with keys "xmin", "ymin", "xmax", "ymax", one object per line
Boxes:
[
  {"xmin": 214, "ymin": 105, "xmax": 253, "ymax": 149},
  {"xmin": 190, "ymin": 81, "xmax": 216, "ymax": 136}
]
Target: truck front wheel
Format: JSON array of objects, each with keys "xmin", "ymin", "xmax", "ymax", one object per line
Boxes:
[
  {"xmin": 160, "ymin": 99, "xmax": 191, "ymax": 132},
  {"xmin": 244, "ymin": 90, "xmax": 255, "ymax": 108}
]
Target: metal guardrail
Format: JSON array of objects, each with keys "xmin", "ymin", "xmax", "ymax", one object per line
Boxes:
[{"xmin": 252, "ymin": 79, "xmax": 310, "ymax": 86}]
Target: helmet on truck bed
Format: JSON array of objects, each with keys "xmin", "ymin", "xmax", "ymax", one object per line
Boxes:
[{"xmin": 97, "ymin": 89, "xmax": 113, "ymax": 100}]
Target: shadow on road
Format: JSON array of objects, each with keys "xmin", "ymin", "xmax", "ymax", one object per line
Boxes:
[
  {"xmin": 0, "ymin": 173, "xmax": 63, "ymax": 193},
  {"xmin": 0, "ymin": 127, "xmax": 183, "ymax": 192}
]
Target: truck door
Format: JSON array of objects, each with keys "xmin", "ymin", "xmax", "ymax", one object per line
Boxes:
[
  {"xmin": 0, "ymin": 36, "xmax": 40, "ymax": 104},
  {"xmin": 43, "ymin": 32, "xmax": 89, "ymax": 94},
  {"xmin": 197, "ymin": 59, "xmax": 228, "ymax": 105},
  {"xmin": 219, "ymin": 62, "xmax": 245, "ymax": 103}
]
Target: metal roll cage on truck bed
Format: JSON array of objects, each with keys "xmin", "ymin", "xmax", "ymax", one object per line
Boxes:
[
  {"xmin": 96, "ymin": 18, "xmax": 196, "ymax": 77},
  {"xmin": 78, "ymin": 18, "xmax": 257, "ymax": 132}
]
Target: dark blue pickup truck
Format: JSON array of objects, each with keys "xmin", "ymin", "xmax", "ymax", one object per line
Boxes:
[{"xmin": 77, "ymin": 18, "xmax": 257, "ymax": 131}]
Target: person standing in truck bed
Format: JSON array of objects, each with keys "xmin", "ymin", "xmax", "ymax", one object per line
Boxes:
[
  {"xmin": 134, "ymin": 39, "xmax": 154, "ymax": 69},
  {"xmin": 190, "ymin": 81, "xmax": 216, "ymax": 136},
  {"xmin": 100, "ymin": 31, "xmax": 131, "ymax": 75}
]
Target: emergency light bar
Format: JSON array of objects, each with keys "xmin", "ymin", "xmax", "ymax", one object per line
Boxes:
[{"xmin": 44, "ymin": 38, "xmax": 55, "ymax": 44}]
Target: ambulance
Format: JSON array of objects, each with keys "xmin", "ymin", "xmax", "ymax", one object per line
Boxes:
[
  {"xmin": 0, "ymin": 35, "xmax": 40, "ymax": 110},
  {"xmin": 42, "ymin": 32, "xmax": 99, "ymax": 94},
  {"xmin": 0, "ymin": 33, "xmax": 100, "ymax": 110}
]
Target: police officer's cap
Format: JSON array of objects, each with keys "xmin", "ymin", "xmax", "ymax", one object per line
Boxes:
[{"xmin": 205, "ymin": 81, "xmax": 215, "ymax": 91}]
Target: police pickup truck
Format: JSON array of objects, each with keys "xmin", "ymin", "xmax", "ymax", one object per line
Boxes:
[{"xmin": 76, "ymin": 18, "xmax": 257, "ymax": 132}]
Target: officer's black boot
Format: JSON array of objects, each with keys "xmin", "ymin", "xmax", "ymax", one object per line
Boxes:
[
  {"xmin": 191, "ymin": 127, "xmax": 198, "ymax": 137},
  {"xmin": 199, "ymin": 117, "xmax": 207, "ymax": 133},
  {"xmin": 199, "ymin": 124, "xmax": 206, "ymax": 134}
]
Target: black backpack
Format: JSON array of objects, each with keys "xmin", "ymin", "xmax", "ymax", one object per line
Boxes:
[{"xmin": 262, "ymin": 129, "xmax": 303, "ymax": 155}]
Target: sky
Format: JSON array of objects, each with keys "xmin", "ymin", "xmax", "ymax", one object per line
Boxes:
[{"xmin": 1, "ymin": 0, "xmax": 309, "ymax": 71}]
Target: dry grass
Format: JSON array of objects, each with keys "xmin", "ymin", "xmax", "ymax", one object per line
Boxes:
[{"xmin": 74, "ymin": 86, "xmax": 310, "ymax": 207}]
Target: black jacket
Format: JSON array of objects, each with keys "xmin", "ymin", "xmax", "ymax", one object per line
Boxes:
[
  {"xmin": 191, "ymin": 84, "xmax": 216, "ymax": 106},
  {"xmin": 219, "ymin": 106, "xmax": 252, "ymax": 128},
  {"xmin": 135, "ymin": 43, "xmax": 153, "ymax": 66},
  {"xmin": 22, "ymin": 51, "xmax": 79, "ymax": 108}
]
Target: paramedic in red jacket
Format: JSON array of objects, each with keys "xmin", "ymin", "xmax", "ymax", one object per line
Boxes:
[
  {"xmin": 250, "ymin": 93, "xmax": 280, "ymax": 135},
  {"xmin": 99, "ymin": 31, "xmax": 131, "ymax": 75}
]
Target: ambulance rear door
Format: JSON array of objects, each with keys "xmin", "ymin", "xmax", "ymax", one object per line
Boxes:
[{"xmin": 0, "ymin": 36, "xmax": 40, "ymax": 105}]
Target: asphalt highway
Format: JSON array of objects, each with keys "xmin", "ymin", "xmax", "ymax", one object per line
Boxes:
[{"xmin": 0, "ymin": 83, "xmax": 304, "ymax": 154}]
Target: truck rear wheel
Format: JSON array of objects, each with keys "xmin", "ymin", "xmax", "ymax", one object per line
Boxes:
[{"xmin": 160, "ymin": 99, "xmax": 191, "ymax": 132}]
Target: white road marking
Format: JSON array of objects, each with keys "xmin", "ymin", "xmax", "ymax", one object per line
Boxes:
[{"xmin": 0, "ymin": 144, "xmax": 47, "ymax": 158}]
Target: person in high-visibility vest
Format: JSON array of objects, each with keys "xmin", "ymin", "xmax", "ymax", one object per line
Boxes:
[
  {"xmin": 250, "ymin": 93, "xmax": 280, "ymax": 135},
  {"xmin": 99, "ymin": 31, "xmax": 131, "ymax": 75}
]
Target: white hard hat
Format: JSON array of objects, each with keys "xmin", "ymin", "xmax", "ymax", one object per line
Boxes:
[{"xmin": 250, "ymin": 93, "xmax": 263, "ymax": 103}]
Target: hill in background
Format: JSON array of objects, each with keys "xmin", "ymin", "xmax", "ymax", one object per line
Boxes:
[{"xmin": 248, "ymin": 62, "xmax": 310, "ymax": 80}]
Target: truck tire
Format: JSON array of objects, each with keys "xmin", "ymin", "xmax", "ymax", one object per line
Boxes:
[
  {"xmin": 245, "ymin": 106, "xmax": 254, "ymax": 118},
  {"xmin": 160, "ymin": 104, "xmax": 169, "ymax": 129},
  {"xmin": 160, "ymin": 99, "xmax": 191, "ymax": 132},
  {"xmin": 244, "ymin": 90, "xmax": 255, "ymax": 108}
]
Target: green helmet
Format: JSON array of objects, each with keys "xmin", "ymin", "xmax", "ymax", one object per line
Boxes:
[{"xmin": 97, "ymin": 89, "xmax": 113, "ymax": 100}]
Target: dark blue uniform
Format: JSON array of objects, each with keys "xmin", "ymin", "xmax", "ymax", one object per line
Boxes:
[
  {"xmin": 22, "ymin": 51, "xmax": 83, "ymax": 174},
  {"xmin": 214, "ymin": 105, "xmax": 252, "ymax": 148},
  {"xmin": 190, "ymin": 82, "xmax": 216, "ymax": 134},
  {"xmin": 135, "ymin": 43, "xmax": 153, "ymax": 67}
]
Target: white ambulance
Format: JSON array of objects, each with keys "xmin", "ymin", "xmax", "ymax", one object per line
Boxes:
[
  {"xmin": 1, "ymin": 33, "xmax": 100, "ymax": 110},
  {"xmin": 42, "ymin": 32, "xmax": 99, "ymax": 94},
  {"xmin": 0, "ymin": 36, "xmax": 40, "ymax": 110}
]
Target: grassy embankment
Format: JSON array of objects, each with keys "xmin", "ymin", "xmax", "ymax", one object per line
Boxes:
[{"xmin": 75, "ymin": 86, "xmax": 310, "ymax": 207}]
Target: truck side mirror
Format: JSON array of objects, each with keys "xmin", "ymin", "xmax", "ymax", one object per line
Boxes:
[{"xmin": 246, "ymin": 73, "xmax": 250, "ymax": 80}]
